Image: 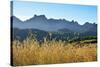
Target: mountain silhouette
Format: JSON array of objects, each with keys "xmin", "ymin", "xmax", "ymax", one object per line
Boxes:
[
  {"xmin": 11, "ymin": 15, "xmax": 97, "ymax": 41},
  {"xmin": 12, "ymin": 15, "xmax": 97, "ymax": 32}
]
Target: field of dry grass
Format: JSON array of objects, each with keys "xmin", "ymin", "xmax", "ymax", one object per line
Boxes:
[{"xmin": 11, "ymin": 36, "xmax": 97, "ymax": 66}]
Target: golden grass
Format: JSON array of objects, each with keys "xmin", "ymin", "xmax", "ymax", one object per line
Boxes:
[{"xmin": 12, "ymin": 37, "xmax": 97, "ymax": 66}]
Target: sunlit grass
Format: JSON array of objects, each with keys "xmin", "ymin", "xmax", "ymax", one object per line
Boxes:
[{"xmin": 12, "ymin": 36, "xmax": 97, "ymax": 66}]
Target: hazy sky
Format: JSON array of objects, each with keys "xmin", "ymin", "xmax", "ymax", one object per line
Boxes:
[{"xmin": 12, "ymin": 1, "xmax": 97, "ymax": 25}]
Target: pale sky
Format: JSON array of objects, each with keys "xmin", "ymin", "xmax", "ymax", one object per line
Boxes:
[{"xmin": 12, "ymin": 1, "xmax": 97, "ymax": 25}]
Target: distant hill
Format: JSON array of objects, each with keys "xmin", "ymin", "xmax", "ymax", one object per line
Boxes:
[
  {"xmin": 12, "ymin": 28, "xmax": 97, "ymax": 42},
  {"xmin": 11, "ymin": 15, "xmax": 97, "ymax": 41},
  {"xmin": 12, "ymin": 15, "xmax": 97, "ymax": 32}
]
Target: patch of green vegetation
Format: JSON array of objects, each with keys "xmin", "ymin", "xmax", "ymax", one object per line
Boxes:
[{"xmin": 80, "ymin": 39, "xmax": 97, "ymax": 43}]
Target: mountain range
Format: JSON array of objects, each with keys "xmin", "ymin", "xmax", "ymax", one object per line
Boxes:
[
  {"xmin": 11, "ymin": 15, "xmax": 97, "ymax": 41},
  {"xmin": 11, "ymin": 15, "xmax": 97, "ymax": 32}
]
